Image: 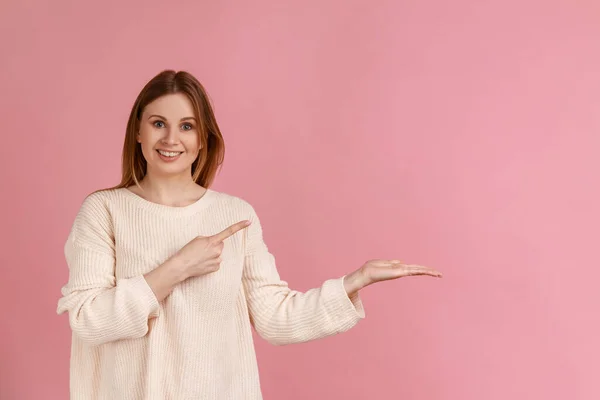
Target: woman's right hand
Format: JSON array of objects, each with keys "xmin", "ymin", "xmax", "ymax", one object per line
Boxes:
[
  {"xmin": 173, "ymin": 220, "xmax": 251, "ymax": 280},
  {"xmin": 145, "ymin": 220, "xmax": 251, "ymax": 302}
]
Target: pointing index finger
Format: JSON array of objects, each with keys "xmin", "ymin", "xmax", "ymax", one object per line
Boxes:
[{"xmin": 211, "ymin": 220, "xmax": 251, "ymax": 242}]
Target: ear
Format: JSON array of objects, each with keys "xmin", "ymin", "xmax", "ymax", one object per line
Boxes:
[{"xmin": 136, "ymin": 132, "xmax": 141, "ymax": 143}]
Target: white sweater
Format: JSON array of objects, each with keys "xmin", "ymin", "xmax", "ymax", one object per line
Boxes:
[{"xmin": 56, "ymin": 188, "xmax": 365, "ymax": 399}]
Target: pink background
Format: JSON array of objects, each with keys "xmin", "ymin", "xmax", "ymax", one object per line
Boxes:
[{"xmin": 1, "ymin": 0, "xmax": 599, "ymax": 399}]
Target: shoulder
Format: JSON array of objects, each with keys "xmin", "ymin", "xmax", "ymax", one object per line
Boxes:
[
  {"xmin": 67, "ymin": 189, "xmax": 122, "ymax": 248},
  {"xmin": 77, "ymin": 188, "xmax": 123, "ymax": 216},
  {"xmin": 71, "ymin": 188, "xmax": 128, "ymax": 233}
]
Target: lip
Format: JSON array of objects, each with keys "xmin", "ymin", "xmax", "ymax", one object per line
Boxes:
[{"xmin": 156, "ymin": 149, "xmax": 183, "ymax": 162}]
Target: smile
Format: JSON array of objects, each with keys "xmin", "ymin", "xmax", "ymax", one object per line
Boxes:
[{"xmin": 157, "ymin": 150, "xmax": 183, "ymax": 158}]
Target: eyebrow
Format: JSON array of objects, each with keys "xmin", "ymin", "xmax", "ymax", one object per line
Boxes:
[{"xmin": 148, "ymin": 114, "xmax": 197, "ymax": 122}]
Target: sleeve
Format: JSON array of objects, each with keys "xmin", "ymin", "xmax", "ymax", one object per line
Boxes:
[
  {"xmin": 242, "ymin": 204, "xmax": 365, "ymax": 346},
  {"xmin": 56, "ymin": 193, "xmax": 160, "ymax": 346}
]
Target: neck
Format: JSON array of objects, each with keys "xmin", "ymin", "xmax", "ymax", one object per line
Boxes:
[{"xmin": 136, "ymin": 171, "xmax": 203, "ymax": 207}]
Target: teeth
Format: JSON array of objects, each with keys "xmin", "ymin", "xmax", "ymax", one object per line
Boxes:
[{"xmin": 158, "ymin": 150, "xmax": 181, "ymax": 157}]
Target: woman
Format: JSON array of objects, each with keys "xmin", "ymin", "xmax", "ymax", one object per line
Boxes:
[{"xmin": 56, "ymin": 70, "xmax": 442, "ymax": 399}]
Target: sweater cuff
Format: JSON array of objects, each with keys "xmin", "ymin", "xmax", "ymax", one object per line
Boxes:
[
  {"xmin": 339, "ymin": 275, "xmax": 366, "ymax": 319},
  {"xmin": 128, "ymin": 275, "xmax": 161, "ymax": 319},
  {"xmin": 323, "ymin": 276, "xmax": 366, "ymax": 333}
]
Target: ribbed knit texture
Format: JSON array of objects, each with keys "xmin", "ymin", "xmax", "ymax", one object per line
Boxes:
[{"xmin": 56, "ymin": 188, "xmax": 365, "ymax": 399}]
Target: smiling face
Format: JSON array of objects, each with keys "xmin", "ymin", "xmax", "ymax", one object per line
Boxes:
[{"xmin": 137, "ymin": 93, "xmax": 201, "ymax": 180}]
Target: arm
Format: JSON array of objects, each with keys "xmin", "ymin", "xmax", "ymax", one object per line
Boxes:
[
  {"xmin": 56, "ymin": 194, "xmax": 179, "ymax": 346},
  {"xmin": 241, "ymin": 206, "xmax": 365, "ymax": 346}
]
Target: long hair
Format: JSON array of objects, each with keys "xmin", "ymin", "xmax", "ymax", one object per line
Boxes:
[{"xmin": 112, "ymin": 70, "xmax": 224, "ymax": 189}]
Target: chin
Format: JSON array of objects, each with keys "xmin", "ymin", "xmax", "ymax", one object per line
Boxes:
[{"xmin": 149, "ymin": 161, "xmax": 194, "ymax": 177}]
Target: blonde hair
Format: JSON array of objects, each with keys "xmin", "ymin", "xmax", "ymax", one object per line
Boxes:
[{"xmin": 111, "ymin": 70, "xmax": 225, "ymax": 189}]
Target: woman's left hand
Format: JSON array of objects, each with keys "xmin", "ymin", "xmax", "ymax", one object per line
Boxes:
[{"xmin": 343, "ymin": 259, "xmax": 442, "ymax": 296}]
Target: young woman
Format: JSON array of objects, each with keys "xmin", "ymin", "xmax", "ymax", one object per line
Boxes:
[{"xmin": 56, "ymin": 70, "xmax": 442, "ymax": 399}]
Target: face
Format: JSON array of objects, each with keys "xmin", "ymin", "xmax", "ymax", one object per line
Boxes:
[{"xmin": 137, "ymin": 93, "xmax": 201, "ymax": 179}]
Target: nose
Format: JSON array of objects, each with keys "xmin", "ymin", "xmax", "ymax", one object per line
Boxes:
[{"xmin": 161, "ymin": 126, "xmax": 179, "ymax": 145}]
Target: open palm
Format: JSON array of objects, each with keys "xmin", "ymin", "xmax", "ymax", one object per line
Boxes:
[
  {"xmin": 344, "ymin": 259, "xmax": 442, "ymax": 295},
  {"xmin": 362, "ymin": 259, "xmax": 442, "ymax": 283}
]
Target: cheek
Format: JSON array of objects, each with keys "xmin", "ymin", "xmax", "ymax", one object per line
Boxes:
[
  {"xmin": 137, "ymin": 128, "xmax": 148, "ymax": 144},
  {"xmin": 137, "ymin": 130, "xmax": 156, "ymax": 157},
  {"xmin": 185, "ymin": 135, "xmax": 201, "ymax": 152},
  {"xmin": 138, "ymin": 128, "xmax": 159, "ymax": 146}
]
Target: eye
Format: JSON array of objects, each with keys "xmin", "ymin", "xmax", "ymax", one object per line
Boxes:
[
  {"xmin": 181, "ymin": 123, "xmax": 194, "ymax": 131},
  {"xmin": 153, "ymin": 120, "xmax": 165, "ymax": 128}
]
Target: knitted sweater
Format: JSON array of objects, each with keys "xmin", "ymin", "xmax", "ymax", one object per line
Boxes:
[{"xmin": 56, "ymin": 188, "xmax": 365, "ymax": 399}]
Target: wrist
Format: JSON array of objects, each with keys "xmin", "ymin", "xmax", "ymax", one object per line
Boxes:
[
  {"xmin": 163, "ymin": 255, "xmax": 189, "ymax": 283},
  {"xmin": 343, "ymin": 268, "xmax": 369, "ymax": 296},
  {"xmin": 144, "ymin": 256, "xmax": 188, "ymax": 302}
]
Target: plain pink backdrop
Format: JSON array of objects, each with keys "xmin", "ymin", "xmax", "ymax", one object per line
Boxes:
[{"xmin": 1, "ymin": 0, "xmax": 599, "ymax": 399}]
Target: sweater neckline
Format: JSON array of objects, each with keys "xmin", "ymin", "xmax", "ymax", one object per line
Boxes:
[{"xmin": 118, "ymin": 187, "xmax": 217, "ymax": 216}]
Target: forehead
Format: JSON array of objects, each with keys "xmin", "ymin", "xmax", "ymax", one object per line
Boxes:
[{"xmin": 143, "ymin": 93, "xmax": 195, "ymax": 118}]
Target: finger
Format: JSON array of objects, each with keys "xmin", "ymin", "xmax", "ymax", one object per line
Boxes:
[
  {"xmin": 206, "ymin": 260, "xmax": 221, "ymax": 272},
  {"xmin": 377, "ymin": 261, "xmax": 440, "ymax": 275},
  {"xmin": 401, "ymin": 265, "xmax": 443, "ymax": 277},
  {"xmin": 211, "ymin": 220, "xmax": 251, "ymax": 242},
  {"xmin": 368, "ymin": 259, "xmax": 405, "ymax": 267},
  {"xmin": 410, "ymin": 270, "xmax": 443, "ymax": 277}
]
